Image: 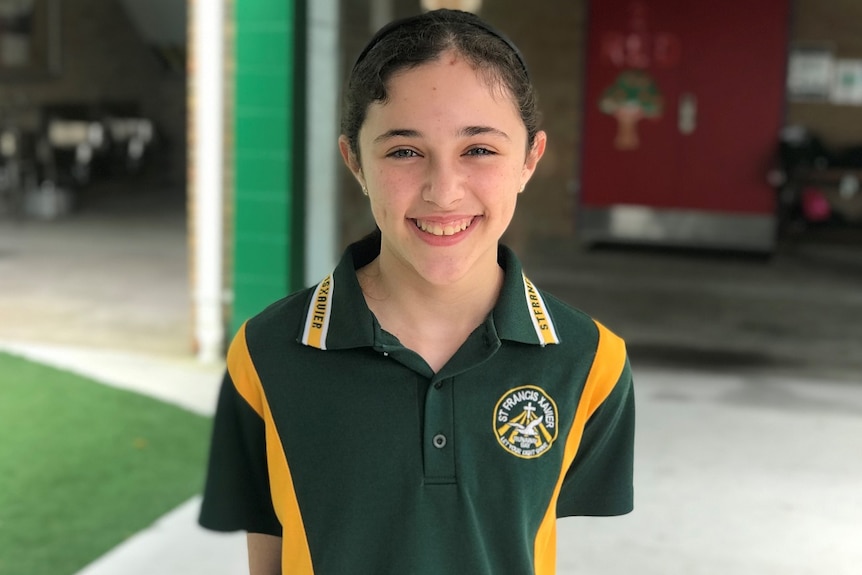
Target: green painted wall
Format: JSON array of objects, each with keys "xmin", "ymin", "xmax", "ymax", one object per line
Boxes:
[{"xmin": 232, "ymin": 0, "xmax": 306, "ymax": 333}]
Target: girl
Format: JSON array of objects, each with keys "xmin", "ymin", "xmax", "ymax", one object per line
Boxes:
[{"xmin": 200, "ymin": 9, "xmax": 634, "ymax": 575}]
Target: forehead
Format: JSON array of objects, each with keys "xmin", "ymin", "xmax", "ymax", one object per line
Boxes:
[{"xmin": 363, "ymin": 52, "xmax": 522, "ymax": 132}]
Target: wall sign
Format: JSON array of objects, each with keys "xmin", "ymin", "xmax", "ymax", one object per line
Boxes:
[
  {"xmin": 831, "ymin": 59, "xmax": 862, "ymax": 106},
  {"xmin": 787, "ymin": 47, "xmax": 834, "ymax": 102}
]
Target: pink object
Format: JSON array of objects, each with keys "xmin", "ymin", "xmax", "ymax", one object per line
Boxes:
[{"xmin": 801, "ymin": 187, "xmax": 831, "ymax": 222}]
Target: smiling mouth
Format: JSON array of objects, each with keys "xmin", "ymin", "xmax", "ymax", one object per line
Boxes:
[{"xmin": 413, "ymin": 217, "xmax": 475, "ymax": 236}]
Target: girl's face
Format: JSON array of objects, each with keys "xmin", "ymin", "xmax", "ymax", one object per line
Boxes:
[{"xmin": 340, "ymin": 51, "xmax": 545, "ymax": 287}]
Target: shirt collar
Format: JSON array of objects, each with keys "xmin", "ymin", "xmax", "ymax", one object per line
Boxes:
[
  {"xmin": 298, "ymin": 234, "xmax": 559, "ymax": 350},
  {"xmin": 493, "ymin": 244, "xmax": 560, "ymax": 346}
]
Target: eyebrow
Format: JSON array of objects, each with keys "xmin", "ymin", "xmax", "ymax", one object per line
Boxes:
[
  {"xmin": 372, "ymin": 126, "xmax": 511, "ymax": 144},
  {"xmin": 373, "ymin": 129, "xmax": 420, "ymax": 143},
  {"xmin": 461, "ymin": 126, "xmax": 510, "ymax": 140}
]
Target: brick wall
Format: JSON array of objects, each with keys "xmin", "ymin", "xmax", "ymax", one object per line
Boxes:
[
  {"xmin": 229, "ymin": 0, "xmax": 303, "ymax": 331},
  {"xmin": 481, "ymin": 0, "xmax": 587, "ymax": 247}
]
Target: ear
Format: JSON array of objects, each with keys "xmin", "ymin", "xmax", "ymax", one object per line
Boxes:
[
  {"xmin": 339, "ymin": 135, "xmax": 365, "ymax": 188},
  {"xmin": 520, "ymin": 130, "xmax": 547, "ymax": 192}
]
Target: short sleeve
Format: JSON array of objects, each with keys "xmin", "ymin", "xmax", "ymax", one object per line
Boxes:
[
  {"xmin": 198, "ymin": 330, "xmax": 282, "ymax": 535},
  {"xmin": 556, "ymin": 357, "xmax": 635, "ymax": 517}
]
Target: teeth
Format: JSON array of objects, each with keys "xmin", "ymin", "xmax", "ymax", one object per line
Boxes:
[{"xmin": 415, "ymin": 217, "xmax": 473, "ymax": 236}]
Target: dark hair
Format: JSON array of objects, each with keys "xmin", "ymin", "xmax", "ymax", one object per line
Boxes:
[{"xmin": 341, "ymin": 9, "xmax": 540, "ymax": 161}]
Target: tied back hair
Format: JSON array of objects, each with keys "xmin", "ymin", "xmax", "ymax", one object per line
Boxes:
[{"xmin": 341, "ymin": 9, "xmax": 541, "ymax": 161}]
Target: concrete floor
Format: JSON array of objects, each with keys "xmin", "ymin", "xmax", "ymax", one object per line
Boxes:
[
  {"xmin": 0, "ymin": 183, "xmax": 191, "ymax": 356},
  {"xmin": 524, "ymin": 232, "xmax": 862, "ymax": 383},
  {"xmin": 2, "ymin": 187, "xmax": 861, "ymax": 574}
]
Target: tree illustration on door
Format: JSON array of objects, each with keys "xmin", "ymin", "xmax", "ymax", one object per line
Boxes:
[{"xmin": 599, "ymin": 69, "xmax": 664, "ymax": 150}]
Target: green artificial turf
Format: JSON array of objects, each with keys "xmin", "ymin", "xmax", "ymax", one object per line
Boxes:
[{"xmin": 0, "ymin": 351, "xmax": 213, "ymax": 575}]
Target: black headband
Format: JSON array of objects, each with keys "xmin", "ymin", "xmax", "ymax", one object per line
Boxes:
[{"xmin": 351, "ymin": 9, "xmax": 529, "ymax": 78}]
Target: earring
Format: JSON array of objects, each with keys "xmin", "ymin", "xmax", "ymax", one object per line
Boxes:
[{"xmin": 361, "ymin": 185, "xmax": 368, "ymax": 196}]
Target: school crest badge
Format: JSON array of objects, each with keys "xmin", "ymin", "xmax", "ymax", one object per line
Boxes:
[{"xmin": 494, "ymin": 385, "xmax": 558, "ymax": 459}]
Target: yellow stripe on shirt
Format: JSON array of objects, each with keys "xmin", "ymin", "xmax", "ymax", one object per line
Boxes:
[
  {"xmin": 227, "ymin": 322, "xmax": 316, "ymax": 573},
  {"xmin": 532, "ymin": 320, "xmax": 626, "ymax": 575}
]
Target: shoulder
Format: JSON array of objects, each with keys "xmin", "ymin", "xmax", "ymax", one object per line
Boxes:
[
  {"xmin": 242, "ymin": 286, "xmax": 316, "ymax": 349},
  {"xmin": 540, "ymin": 290, "xmax": 600, "ymax": 332},
  {"xmin": 538, "ymin": 288, "xmax": 610, "ymax": 339},
  {"xmin": 544, "ymin": 289, "xmax": 629, "ymax": 390},
  {"xmin": 536, "ymin": 285, "xmax": 627, "ymax": 362}
]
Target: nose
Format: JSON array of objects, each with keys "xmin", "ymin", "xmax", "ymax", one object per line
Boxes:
[{"xmin": 422, "ymin": 158, "xmax": 464, "ymax": 208}]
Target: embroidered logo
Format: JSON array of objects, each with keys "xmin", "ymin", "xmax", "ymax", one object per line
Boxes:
[{"xmin": 494, "ymin": 385, "xmax": 558, "ymax": 459}]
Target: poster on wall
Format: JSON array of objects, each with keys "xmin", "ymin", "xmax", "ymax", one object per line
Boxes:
[
  {"xmin": 787, "ymin": 47, "xmax": 834, "ymax": 102},
  {"xmin": 0, "ymin": 0, "xmax": 60, "ymax": 78},
  {"xmin": 830, "ymin": 59, "xmax": 862, "ymax": 105},
  {"xmin": 598, "ymin": 69, "xmax": 665, "ymax": 150}
]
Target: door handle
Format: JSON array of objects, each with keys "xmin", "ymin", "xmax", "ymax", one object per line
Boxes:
[{"xmin": 679, "ymin": 93, "xmax": 697, "ymax": 134}]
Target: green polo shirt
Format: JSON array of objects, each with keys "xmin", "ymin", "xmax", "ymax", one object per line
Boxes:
[{"xmin": 199, "ymin": 235, "xmax": 635, "ymax": 575}]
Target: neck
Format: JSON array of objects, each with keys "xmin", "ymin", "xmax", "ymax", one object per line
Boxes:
[
  {"xmin": 357, "ymin": 246, "xmax": 504, "ymax": 369},
  {"xmin": 366, "ymin": 251, "xmax": 502, "ymax": 320}
]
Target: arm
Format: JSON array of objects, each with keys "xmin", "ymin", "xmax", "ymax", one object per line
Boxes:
[{"xmin": 248, "ymin": 533, "xmax": 282, "ymax": 575}]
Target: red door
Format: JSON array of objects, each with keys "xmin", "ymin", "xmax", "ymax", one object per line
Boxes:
[{"xmin": 579, "ymin": 0, "xmax": 789, "ymax": 250}]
